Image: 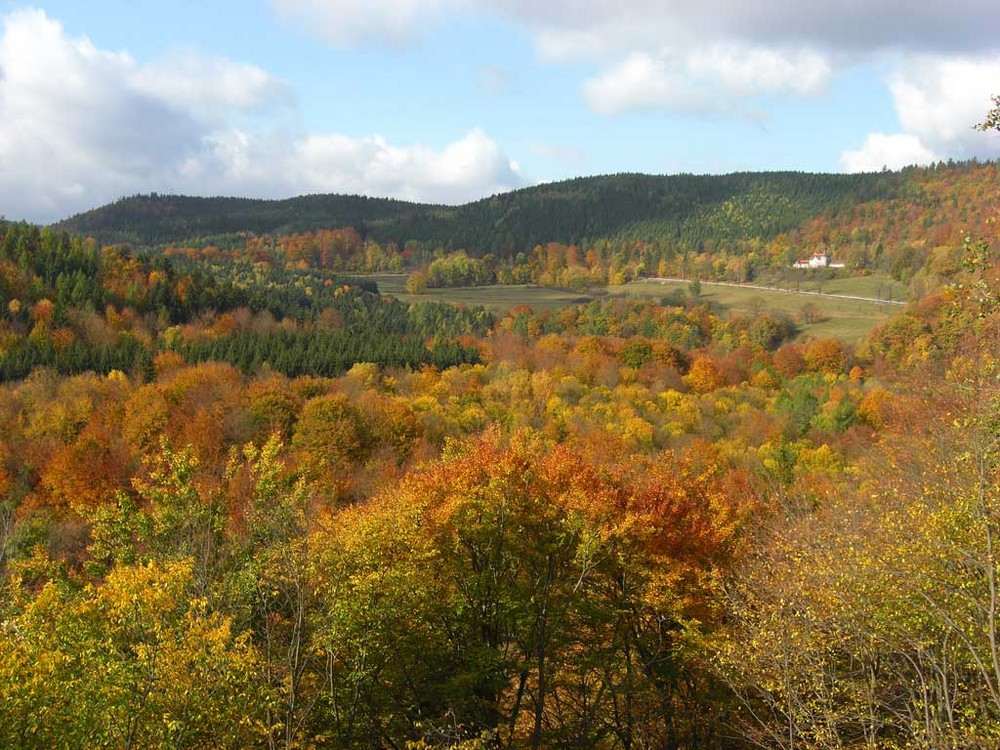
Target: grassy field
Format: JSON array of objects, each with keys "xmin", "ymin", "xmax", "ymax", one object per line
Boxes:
[
  {"xmin": 618, "ymin": 279, "xmax": 901, "ymax": 343},
  {"xmin": 370, "ymin": 273, "xmax": 902, "ymax": 344},
  {"xmin": 755, "ymin": 274, "xmax": 910, "ymax": 302},
  {"xmin": 371, "ymin": 274, "xmax": 600, "ymax": 311}
]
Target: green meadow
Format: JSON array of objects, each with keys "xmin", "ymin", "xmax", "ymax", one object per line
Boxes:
[
  {"xmin": 371, "ymin": 273, "xmax": 905, "ymax": 344},
  {"xmin": 372, "ymin": 274, "xmax": 599, "ymax": 311},
  {"xmin": 617, "ymin": 278, "xmax": 903, "ymax": 343}
]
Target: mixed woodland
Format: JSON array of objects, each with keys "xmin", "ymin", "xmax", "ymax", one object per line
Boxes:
[{"xmin": 1, "ymin": 159, "xmax": 1000, "ymax": 748}]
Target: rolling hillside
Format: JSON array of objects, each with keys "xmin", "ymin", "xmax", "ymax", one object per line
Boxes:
[
  {"xmin": 56, "ymin": 170, "xmax": 905, "ymax": 252},
  {"xmin": 53, "ymin": 163, "xmax": 1000, "ymax": 284},
  {"xmin": 54, "ymin": 193, "xmax": 443, "ymax": 246}
]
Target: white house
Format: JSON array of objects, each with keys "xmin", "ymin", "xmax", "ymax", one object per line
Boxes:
[{"xmin": 793, "ymin": 252, "xmax": 845, "ymax": 269}]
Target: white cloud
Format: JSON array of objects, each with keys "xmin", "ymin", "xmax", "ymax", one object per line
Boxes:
[
  {"xmin": 890, "ymin": 55, "xmax": 1000, "ymax": 154},
  {"xmin": 583, "ymin": 46, "xmax": 830, "ymax": 115},
  {"xmin": 839, "ymin": 133, "xmax": 938, "ymax": 172},
  {"xmin": 133, "ymin": 51, "xmax": 293, "ymax": 114},
  {"xmin": 0, "ymin": 9, "xmax": 524, "ymax": 222},
  {"xmin": 183, "ymin": 128, "xmax": 524, "ymax": 207},
  {"xmin": 292, "ymin": 128, "xmax": 523, "ymax": 203},
  {"xmin": 688, "ymin": 46, "xmax": 830, "ymax": 98},
  {"xmin": 584, "ymin": 53, "xmax": 709, "ymax": 115},
  {"xmin": 0, "ymin": 9, "xmax": 206, "ymax": 218},
  {"xmin": 840, "ymin": 55, "xmax": 1000, "ymax": 173}
]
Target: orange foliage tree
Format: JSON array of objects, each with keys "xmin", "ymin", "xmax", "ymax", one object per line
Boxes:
[{"xmin": 310, "ymin": 428, "xmax": 755, "ymax": 748}]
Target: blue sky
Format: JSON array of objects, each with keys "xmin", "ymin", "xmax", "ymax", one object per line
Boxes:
[{"xmin": 2, "ymin": 0, "xmax": 999, "ymax": 222}]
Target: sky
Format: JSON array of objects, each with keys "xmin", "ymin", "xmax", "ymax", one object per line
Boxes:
[{"xmin": 1, "ymin": 0, "xmax": 999, "ymax": 223}]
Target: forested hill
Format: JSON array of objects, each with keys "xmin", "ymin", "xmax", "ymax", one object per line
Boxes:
[
  {"xmin": 54, "ymin": 193, "xmax": 443, "ymax": 246},
  {"xmin": 394, "ymin": 171, "xmax": 902, "ymax": 253},
  {"xmin": 56, "ymin": 168, "xmax": 917, "ymax": 252}
]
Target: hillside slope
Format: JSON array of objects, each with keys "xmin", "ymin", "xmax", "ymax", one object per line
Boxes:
[
  {"xmin": 55, "ymin": 193, "xmax": 442, "ymax": 246},
  {"xmin": 55, "ymin": 170, "xmax": 902, "ymax": 251},
  {"xmin": 54, "ymin": 163, "xmax": 1000, "ymax": 266}
]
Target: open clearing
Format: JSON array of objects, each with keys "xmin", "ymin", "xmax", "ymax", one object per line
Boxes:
[
  {"xmin": 619, "ymin": 279, "xmax": 901, "ymax": 343},
  {"xmin": 372, "ymin": 274, "xmax": 597, "ymax": 311},
  {"xmin": 370, "ymin": 274, "xmax": 904, "ymax": 344}
]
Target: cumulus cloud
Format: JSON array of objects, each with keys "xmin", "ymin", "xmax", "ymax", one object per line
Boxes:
[
  {"xmin": 584, "ymin": 46, "xmax": 830, "ymax": 115},
  {"xmin": 292, "ymin": 128, "xmax": 523, "ymax": 204},
  {"xmin": 584, "ymin": 54, "xmax": 709, "ymax": 115},
  {"xmin": 839, "ymin": 133, "xmax": 938, "ymax": 172},
  {"xmin": 0, "ymin": 9, "xmax": 208, "ymax": 219},
  {"xmin": 890, "ymin": 55, "xmax": 1000, "ymax": 155},
  {"xmin": 688, "ymin": 46, "xmax": 830, "ymax": 99},
  {"xmin": 172, "ymin": 127, "xmax": 523, "ymax": 204},
  {"xmin": 133, "ymin": 50, "xmax": 293, "ymax": 114},
  {"xmin": 0, "ymin": 9, "xmax": 524, "ymax": 222},
  {"xmin": 841, "ymin": 55, "xmax": 1000, "ymax": 172}
]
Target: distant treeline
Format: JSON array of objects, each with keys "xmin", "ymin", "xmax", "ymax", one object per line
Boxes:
[{"xmin": 56, "ymin": 169, "xmax": 913, "ymax": 252}]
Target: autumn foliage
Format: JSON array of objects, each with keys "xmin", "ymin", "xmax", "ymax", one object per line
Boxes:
[{"xmin": 2, "ymin": 189, "xmax": 1000, "ymax": 748}]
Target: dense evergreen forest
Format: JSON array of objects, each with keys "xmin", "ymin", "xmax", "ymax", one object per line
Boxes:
[
  {"xmin": 2, "ymin": 162, "xmax": 1000, "ymax": 748},
  {"xmin": 55, "ymin": 193, "xmax": 442, "ymax": 247}
]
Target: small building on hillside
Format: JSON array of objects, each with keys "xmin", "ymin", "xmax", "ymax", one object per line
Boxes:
[{"xmin": 793, "ymin": 252, "xmax": 845, "ymax": 269}]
